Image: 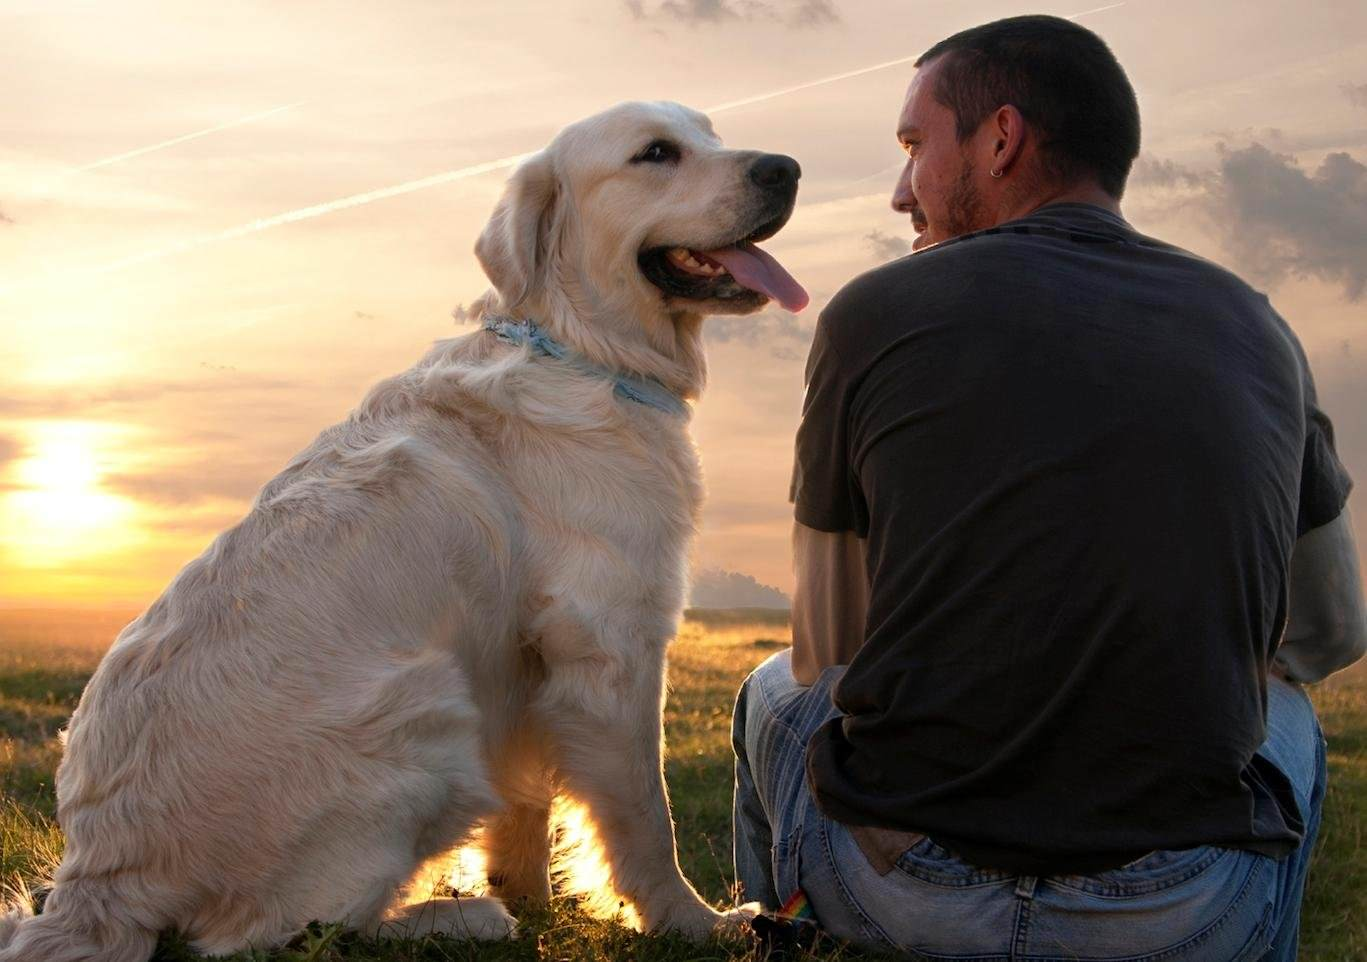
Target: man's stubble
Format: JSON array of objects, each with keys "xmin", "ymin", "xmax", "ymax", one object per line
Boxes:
[{"xmin": 943, "ymin": 158, "xmax": 989, "ymax": 242}]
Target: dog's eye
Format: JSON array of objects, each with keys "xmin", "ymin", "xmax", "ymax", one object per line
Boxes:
[{"xmin": 633, "ymin": 141, "xmax": 682, "ymax": 165}]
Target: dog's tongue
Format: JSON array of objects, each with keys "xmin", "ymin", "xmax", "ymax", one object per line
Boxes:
[{"xmin": 703, "ymin": 242, "xmax": 809, "ymax": 313}]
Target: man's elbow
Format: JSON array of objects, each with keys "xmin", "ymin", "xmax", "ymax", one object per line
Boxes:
[
  {"xmin": 1337, "ymin": 616, "xmax": 1367, "ymax": 670},
  {"xmin": 1278, "ymin": 616, "xmax": 1367, "ymax": 682}
]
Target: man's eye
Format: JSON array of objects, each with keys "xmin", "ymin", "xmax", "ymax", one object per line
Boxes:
[{"xmin": 634, "ymin": 141, "xmax": 682, "ymax": 164}]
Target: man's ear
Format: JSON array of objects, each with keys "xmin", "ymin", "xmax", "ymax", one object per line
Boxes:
[{"xmin": 475, "ymin": 151, "xmax": 559, "ymax": 310}]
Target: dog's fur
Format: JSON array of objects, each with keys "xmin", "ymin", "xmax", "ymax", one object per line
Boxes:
[{"xmin": 0, "ymin": 101, "xmax": 799, "ymax": 961}]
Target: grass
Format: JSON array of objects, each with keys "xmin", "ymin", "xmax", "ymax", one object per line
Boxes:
[{"xmin": 1, "ymin": 606, "xmax": 1364, "ymax": 960}]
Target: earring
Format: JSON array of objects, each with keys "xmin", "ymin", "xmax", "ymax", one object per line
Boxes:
[{"xmin": 990, "ymin": 168, "xmax": 1004, "ymax": 178}]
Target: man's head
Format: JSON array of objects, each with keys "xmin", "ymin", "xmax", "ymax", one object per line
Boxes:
[{"xmin": 892, "ymin": 15, "xmax": 1140, "ymax": 250}]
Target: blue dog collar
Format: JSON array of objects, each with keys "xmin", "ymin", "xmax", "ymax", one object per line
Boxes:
[{"xmin": 483, "ymin": 316, "xmax": 689, "ymax": 419}]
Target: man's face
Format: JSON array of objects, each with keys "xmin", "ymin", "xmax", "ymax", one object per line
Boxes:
[{"xmin": 891, "ymin": 56, "xmax": 991, "ymax": 251}]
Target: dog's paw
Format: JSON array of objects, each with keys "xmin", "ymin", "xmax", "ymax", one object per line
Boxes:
[
  {"xmin": 652, "ymin": 905, "xmax": 724, "ymax": 940},
  {"xmin": 713, "ymin": 903, "xmax": 760, "ymax": 936},
  {"xmin": 653, "ymin": 902, "xmax": 757, "ymax": 941}
]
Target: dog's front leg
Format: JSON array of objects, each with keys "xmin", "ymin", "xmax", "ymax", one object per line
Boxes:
[
  {"xmin": 537, "ymin": 642, "xmax": 734, "ymax": 938},
  {"xmin": 485, "ymin": 801, "xmax": 553, "ymax": 904},
  {"xmin": 485, "ymin": 727, "xmax": 556, "ymax": 905}
]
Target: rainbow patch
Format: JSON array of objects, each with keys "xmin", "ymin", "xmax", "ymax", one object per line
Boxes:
[{"xmin": 779, "ymin": 889, "xmax": 814, "ymax": 920}]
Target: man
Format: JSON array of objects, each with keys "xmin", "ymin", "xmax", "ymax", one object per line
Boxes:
[{"xmin": 732, "ymin": 14, "xmax": 1366, "ymax": 961}]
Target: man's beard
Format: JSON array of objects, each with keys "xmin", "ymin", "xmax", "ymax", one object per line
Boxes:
[
  {"xmin": 912, "ymin": 159, "xmax": 989, "ymax": 252},
  {"xmin": 941, "ymin": 159, "xmax": 988, "ymax": 240}
]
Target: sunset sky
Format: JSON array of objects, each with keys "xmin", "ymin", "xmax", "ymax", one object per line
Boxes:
[{"xmin": 2, "ymin": 0, "xmax": 1365, "ymax": 609}]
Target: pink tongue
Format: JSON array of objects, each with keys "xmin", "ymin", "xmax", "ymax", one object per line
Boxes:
[{"xmin": 703, "ymin": 242, "xmax": 810, "ymax": 313}]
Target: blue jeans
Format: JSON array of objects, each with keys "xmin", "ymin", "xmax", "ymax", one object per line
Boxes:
[{"xmin": 732, "ymin": 650, "xmax": 1327, "ymax": 961}]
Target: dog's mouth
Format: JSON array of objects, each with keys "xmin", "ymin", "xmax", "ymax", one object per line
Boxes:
[{"xmin": 638, "ymin": 215, "xmax": 810, "ymax": 313}]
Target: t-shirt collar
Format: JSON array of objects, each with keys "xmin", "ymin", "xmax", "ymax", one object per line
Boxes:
[{"xmin": 1017, "ymin": 201, "xmax": 1132, "ymax": 233}]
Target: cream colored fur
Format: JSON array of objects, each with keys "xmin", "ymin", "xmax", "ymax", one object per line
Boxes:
[{"xmin": 0, "ymin": 101, "xmax": 787, "ymax": 961}]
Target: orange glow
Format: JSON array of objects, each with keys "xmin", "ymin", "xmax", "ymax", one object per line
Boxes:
[
  {"xmin": 408, "ymin": 796, "xmax": 639, "ymax": 927},
  {"xmin": 1, "ymin": 0, "xmax": 1362, "ymax": 608},
  {"xmin": 0, "ymin": 422, "xmax": 140, "ymax": 570}
]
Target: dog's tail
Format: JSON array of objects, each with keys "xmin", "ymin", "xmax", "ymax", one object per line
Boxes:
[{"xmin": 0, "ymin": 881, "xmax": 157, "ymax": 962}]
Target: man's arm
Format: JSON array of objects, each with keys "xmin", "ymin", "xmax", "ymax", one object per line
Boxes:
[
  {"xmin": 790, "ymin": 522, "xmax": 868, "ymax": 686},
  {"xmin": 1275, "ymin": 507, "xmax": 1367, "ymax": 683}
]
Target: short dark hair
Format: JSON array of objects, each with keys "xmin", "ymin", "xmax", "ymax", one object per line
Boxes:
[{"xmin": 915, "ymin": 15, "xmax": 1141, "ymax": 198}]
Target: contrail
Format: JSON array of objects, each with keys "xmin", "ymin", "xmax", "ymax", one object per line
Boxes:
[
  {"xmin": 5, "ymin": 0, "xmax": 1126, "ymax": 294},
  {"xmin": 73, "ymin": 102, "xmax": 309, "ymax": 174},
  {"xmin": 0, "ymin": 151, "xmax": 533, "ymax": 295},
  {"xmin": 705, "ymin": 2, "xmax": 1125, "ymax": 113},
  {"xmin": 1065, "ymin": 2, "xmax": 1128, "ymax": 18},
  {"xmin": 28, "ymin": 102, "xmax": 310, "ymax": 196},
  {"xmin": 704, "ymin": 55, "xmax": 925, "ymax": 114},
  {"xmin": 88, "ymin": 152, "xmax": 534, "ymax": 277}
]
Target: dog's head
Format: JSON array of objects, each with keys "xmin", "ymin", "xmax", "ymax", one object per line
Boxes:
[{"xmin": 475, "ymin": 101, "xmax": 807, "ymax": 326}]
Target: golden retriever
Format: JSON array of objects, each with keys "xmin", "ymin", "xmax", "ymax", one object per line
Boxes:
[{"xmin": 0, "ymin": 100, "xmax": 806, "ymax": 961}]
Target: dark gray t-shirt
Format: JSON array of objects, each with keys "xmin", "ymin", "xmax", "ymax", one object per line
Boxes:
[{"xmin": 791, "ymin": 203, "xmax": 1352, "ymax": 876}]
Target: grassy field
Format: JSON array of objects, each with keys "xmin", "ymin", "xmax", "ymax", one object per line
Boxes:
[{"xmin": 1, "ymin": 607, "xmax": 1363, "ymax": 961}]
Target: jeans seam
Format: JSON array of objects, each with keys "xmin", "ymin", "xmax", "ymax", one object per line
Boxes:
[
  {"xmin": 1021, "ymin": 854, "xmax": 1269, "ymax": 962},
  {"xmin": 819, "ymin": 816, "xmax": 900, "ymax": 948},
  {"xmin": 818, "ymin": 822, "xmax": 1012, "ymax": 961},
  {"xmin": 894, "ymin": 862, "xmax": 1018, "ymax": 888},
  {"xmin": 1047, "ymin": 847, "xmax": 1228, "ymax": 898},
  {"xmin": 1011, "ymin": 889, "xmax": 1032, "ymax": 961},
  {"xmin": 750, "ymin": 669, "xmax": 813, "ymax": 744}
]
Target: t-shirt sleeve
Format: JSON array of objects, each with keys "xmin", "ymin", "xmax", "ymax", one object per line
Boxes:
[
  {"xmin": 1298, "ymin": 383, "xmax": 1353, "ymax": 537},
  {"xmin": 1295, "ymin": 352, "xmax": 1353, "ymax": 539},
  {"xmin": 790, "ymin": 313, "xmax": 868, "ymax": 535}
]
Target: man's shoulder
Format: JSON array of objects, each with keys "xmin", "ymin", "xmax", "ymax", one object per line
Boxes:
[
  {"xmin": 823, "ymin": 241, "xmax": 981, "ymax": 322},
  {"xmin": 817, "ymin": 234, "xmax": 1031, "ymax": 356},
  {"xmin": 825, "ymin": 218, "xmax": 1275, "ymax": 329}
]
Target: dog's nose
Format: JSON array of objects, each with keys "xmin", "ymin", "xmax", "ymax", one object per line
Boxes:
[{"xmin": 749, "ymin": 154, "xmax": 801, "ymax": 191}]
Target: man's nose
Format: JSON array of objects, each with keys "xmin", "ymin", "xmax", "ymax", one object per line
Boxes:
[
  {"xmin": 891, "ymin": 170, "xmax": 915, "ymax": 213},
  {"xmin": 749, "ymin": 154, "xmax": 801, "ymax": 192}
]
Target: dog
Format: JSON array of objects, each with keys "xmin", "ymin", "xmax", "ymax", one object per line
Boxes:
[{"xmin": 0, "ymin": 100, "xmax": 806, "ymax": 962}]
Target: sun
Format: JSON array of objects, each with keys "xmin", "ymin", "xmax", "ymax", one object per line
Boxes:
[{"xmin": 0, "ymin": 421, "xmax": 140, "ymax": 570}]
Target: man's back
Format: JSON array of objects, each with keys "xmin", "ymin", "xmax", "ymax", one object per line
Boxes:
[{"xmin": 792, "ymin": 202, "xmax": 1351, "ymax": 874}]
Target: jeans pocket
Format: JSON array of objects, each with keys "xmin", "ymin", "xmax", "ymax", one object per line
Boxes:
[
  {"xmin": 1051, "ymin": 845, "xmax": 1228, "ymax": 897},
  {"xmin": 894, "ymin": 836, "xmax": 1015, "ymax": 888},
  {"xmin": 1029, "ymin": 850, "xmax": 1275, "ymax": 961}
]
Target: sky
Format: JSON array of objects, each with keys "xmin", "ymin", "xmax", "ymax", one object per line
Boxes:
[{"xmin": 1, "ymin": 0, "xmax": 1365, "ymax": 609}]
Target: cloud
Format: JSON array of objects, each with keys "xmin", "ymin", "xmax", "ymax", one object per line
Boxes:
[
  {"xmin": 0, "ymin": 207, "xmax": 12, "ymax": 225},
  {"xmin": 101, "ymin": 459, "xmax": 276, "ymax": 506},
  {"xmin": 865, "ymin": 228, "xmax": 911, "ymax": 261},
  {"xmin": 789, "ymin": 0, "xmax": 839, "ymax": 27},
  {"xmin": 1343, "ymin": 83, "xmax": 1367, "ymax": 109},
  {"xmin": 660, "ymin": 0, "xmax": 738, "ymax": 22},
  {"xmin": 1132, "ymin": 144, "xmax": 1367, "ymax": 302},
  {"xmin": 0, "ymin": 435, "xmax": 21, "ymax": 469},
  {"xmin": 0, "ymin": 372, "xmax": 297, "ymax": 419},
  {"xmin": 1214, "ymin": 144, "xmax": 1367, "ymax": 301},
  {"xmin": 706, "ymin": 309, "xmax": 815, "ymax": 360},
  {"xmin": 1129, "ymin": 154, "xmax": 1207, "ymax": 189},
  {"xmin": 636, "ymin": 0, "xmax": 839, "ymax": 28},
  {"xmin": 0, "ymin": 374, "xmax": 313, "ymax": 514}
]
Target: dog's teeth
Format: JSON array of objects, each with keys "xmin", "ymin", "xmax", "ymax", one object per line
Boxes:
[{"xmin": 684, "ymin": 255, "xmax": 702, "ymax": 268}]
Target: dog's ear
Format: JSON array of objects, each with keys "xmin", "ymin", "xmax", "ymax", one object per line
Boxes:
[{"xmin": 475, "ymin": 151, "xmax": 559, "ymax": 310}]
